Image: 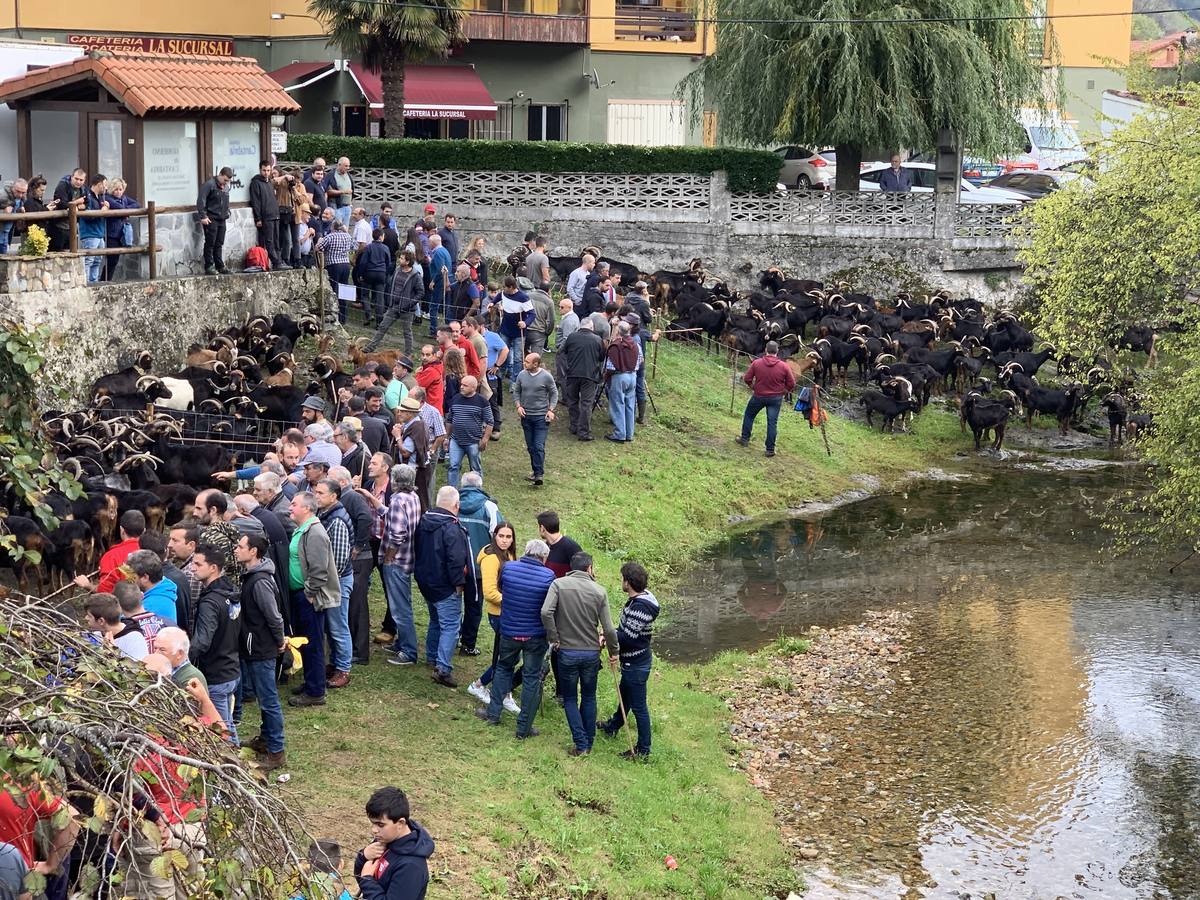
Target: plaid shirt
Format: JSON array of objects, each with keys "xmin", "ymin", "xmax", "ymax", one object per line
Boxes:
[
  {"xmin": 319, "ymin": 509, "xmax": 352, "ymax": 574},
  {"xmin": 368, "ymin": 478, "xmax": 388, "ymax": 541},
  {"xmin": 382, "ymin": 490, "xmax": 422, "ymax": 574},
  {"xmin": 419, "ymin": 403, "xmax": 445, "ymax": 440}
]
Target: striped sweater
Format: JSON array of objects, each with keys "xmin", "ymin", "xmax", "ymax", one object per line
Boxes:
[{"xmin": 616, "ymin": 590, "xmax": 659, "ymax": 662}]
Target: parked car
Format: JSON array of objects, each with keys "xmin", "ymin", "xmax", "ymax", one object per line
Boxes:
[
  {"xmin": 859, "ymin": 162, "xmax": 1028, "ymax": 204},
  {"xmin": 774, "ymin": 145, "xmax": 836, "ymax": 190},
  {"xmin": 983, "ymin": 170, "xmax": 1089, "ymax": 200}
]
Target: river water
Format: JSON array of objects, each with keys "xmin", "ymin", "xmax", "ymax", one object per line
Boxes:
[{"xmin": 661, "ymin": 457, "xmax": 1200, "ymax": 898}]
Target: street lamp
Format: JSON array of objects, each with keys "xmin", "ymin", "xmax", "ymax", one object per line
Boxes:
[{"xmin": 271, "ymin": 11, "xmax": 320, "ymax": 19}]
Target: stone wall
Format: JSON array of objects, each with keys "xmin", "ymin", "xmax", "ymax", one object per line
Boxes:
[
  {"xmin": 0, "ymin": 253, "xmax": 87, "ymax": 294},
  {"xmin": 1, "ymin": 266, "xmax": 323, "ymax": 405},
  {"xmin": 115, "ymin": 207, "xmax": 260, "ymax": 280}
]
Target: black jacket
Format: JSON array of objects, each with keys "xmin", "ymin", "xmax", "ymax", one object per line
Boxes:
[
  {"xmin": 413, "ymin": 509, "xmax": 469, "ymax": 601},
  {"xmin": 162, "ymin": 562, "xmax": 194, "ymax": 634},
  {"xmin": 302, "ymin": 172, "xmax": 327, "ymax": 211},
  {"xmin": 189, "ymin": 576, "xmax": 242, "ymax": 683},
  {"xmin": 354, "ymin": 821, "xmax": 434, "ymax": 900},
  {"xmin": 560, "ymin": 328, "xmax": 607, "ymax": 382},
  {"xmin": 250, "ymin": 506, "xmax": 293, "ymax": 613},
  {"xmin": 51, "ymin": 176, "xmax": 84, "ymax": 237},
  {"xmin": 249, "ymin": 174, "xmax": 280, "ymax": 223},
  {"xmin": 239, "ymin": 560, "xmax": 285, "ymax": 661},
  {"xmin": 360, "ymin": 415, "xmax": 388, "ymax": 455},
  {"xmin": 339, "ymin": 483, "xmax": 375, "ymax": 550},
  {"xmin": 621, "ymin": 294, "xmax": 654, "ymax": 330},
  {"xmin": 196, "ymin": 178, "xmax": 231, "ymax": 222},
  {"xmin": 582, "ymin": 287, "xmax": 607, "ymax": 317}
]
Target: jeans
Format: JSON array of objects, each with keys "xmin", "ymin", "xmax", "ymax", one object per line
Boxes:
[
  {"xmin": 291, "ymin": 591, "xmax": 326, "ymax": 698},
  {"xmin": 349, "ymin": 552, "xmax": 374, "ymax": 662},
  {"xmin": 207, "ymin": 677, "xmax": 241, "ymax": 746},
  {"xmin": 447, "ymin": 438, "xmax": 482, "ymax": 488},
  {"xmin": 504, "ymin": 333, "xmax": 525, "ymax": 386},
  {"xmin": 608, "ymin": 371, "xmax": 637, "ymax": 440},
  {"xmin": 81, "ymin": 236, "xmax": 105, "ymax": 284},
  {"xmin": 382, "ymin": 564, "xmax": 418, "ymax": 660},
  {"xmin": 558, "ymin": 650, "xmax": 601, "ymax": 751},
  {"xmin": 521, "ymin": 415, "xmax": 549, "ymax": 478},
  {"xmin": 488, "ymin": 635, "xmax": 548, "ymax": 736},
  {"xmin": 461, "ymin": 572, "xmax": 483, "ymax": 651},
  {"xmin": 480, "ymin": 613, "xmax": 522, "ymax": 688},
  {"xmin": 326, "ymin": 263, "xmax": 351, "ymax": 323},
  {"xmin": 564, "ymin": 377, "xmax": 600, "ymax": 438},
  {"xmin": 201, "ymin": 220, "xmax": 226, "ymax": 269},
  {"xmin": 335, "ymin": 205, "xmax": 352, "ymax": 227},
  {"xmin": 361, "ymin": 272, "xmax": 388, "ymax": 323},
  {"xmin": 603, "ymin": 655, "xmax": 652, "ymax": 755},
  {"xmin": 487, "ymin": 373, "xmax": 503, "ymax": 432},
  {"xmin": 425, "ymin": 594, "xmax": 462, "ymax": 672},
  {"xmin": 365, "ymin": 306, "xmax": 414, "ymax": 354},
  {"xmin": 741, "ymin": 395, "xmax": 783, "ymax": 452},
  {"xmin": 256, "ymin": 218, "xmax": 281, "ymax": 267},
  {"xmin": 325, "ymin": 572, "xmax": 353, "ymax": 673},
  {"xmin": 239, "ymin": 658, "xmax": 284, "ymax": 753},
  {"xmin": 427, "ymin": 291, "xmax": 442, "ymax": 336}
]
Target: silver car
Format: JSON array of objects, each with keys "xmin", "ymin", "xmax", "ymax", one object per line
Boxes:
[{"xmin": 775, "ymin": 146, "xmax": 836, "ymax": 190}]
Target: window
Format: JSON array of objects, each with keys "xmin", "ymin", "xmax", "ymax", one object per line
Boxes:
[
  {"xmin": 95, "ymin": 120, "xmax": 123, "ymax": 182},
  {"xmin": 860, "ymin": 171, "xmax": 883, "ymax": 185},
  {"xmin": 528, "ymin": 104, "xmax": 566, "ymax": 141},
  {"xmin": 211, "ymin": 121, "xmax": 260, "ymax": 204},
  {"xmin": 142, "ymin": 121, "xmax": 199, "ymax": 207}
]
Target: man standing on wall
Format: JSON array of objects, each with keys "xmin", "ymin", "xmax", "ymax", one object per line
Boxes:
[
  {"xmin": 326, "ymin": 157, "xmax": 354, "ymax": 226},
  {"xmin": 197, "ymin": 167, "xmax": 233, "ymax": 276},
  {"xmin": 250, "ymin": 160, "xmax": 284, "ymax": 270}
]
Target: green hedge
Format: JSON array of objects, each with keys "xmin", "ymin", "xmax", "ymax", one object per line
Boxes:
[{"xmin": 285, "ymin": 134, "xmax": 779, "ymax": 193}]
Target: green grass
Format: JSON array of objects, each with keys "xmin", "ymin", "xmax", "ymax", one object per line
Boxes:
[{"xmin": 275, "ymin": 338, "xmax": 962, "ymax": 898}]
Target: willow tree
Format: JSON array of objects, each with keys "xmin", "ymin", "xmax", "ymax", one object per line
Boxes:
[
  {"xmin": 684, "ymin": 0, "xmax": 1049, "ymax": 188},
  {"xmin": 307, "ymin": 0, "xmax": 468, "ymax": 138},
  {"xmin": 1020, "ymin": 85, "xmax": 1200, "ymax": 549}
]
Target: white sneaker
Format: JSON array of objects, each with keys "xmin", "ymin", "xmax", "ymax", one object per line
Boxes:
[
  {"xmin": 467, "ymin": 680, "xmax": 490, "ymax": 704},
  {"xmin": 503, "ymin": 694, "xmax": 521, "ymax": 715}
]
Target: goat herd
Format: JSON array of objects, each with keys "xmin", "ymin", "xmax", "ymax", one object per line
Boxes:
[
  {"xmin": 663, "ymin": 265, "xmax": 1158, "ymax": 449},
  {"xmin": 0, "ymin": 261, "xmax": 1162, "ymax": 594}
]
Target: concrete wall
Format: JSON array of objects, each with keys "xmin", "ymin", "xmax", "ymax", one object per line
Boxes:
[{"xmin": 0, "ymin": 263, "xmax": 322, "ymax": 404}]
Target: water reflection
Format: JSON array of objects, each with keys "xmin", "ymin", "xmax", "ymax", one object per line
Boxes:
[{"xmin": 665, "ymin": 461, "xmax": 1200, "ymax": 897}]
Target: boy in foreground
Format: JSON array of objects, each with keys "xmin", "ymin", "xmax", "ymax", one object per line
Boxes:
[{"xmin": 354, "ymin": 787, "xmax": 435, "ymax": 900}]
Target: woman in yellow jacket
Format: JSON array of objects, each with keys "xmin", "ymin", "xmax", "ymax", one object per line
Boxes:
[{"xmin": 466, "ymin": 523, "xmax": 520, "ymax": 713}]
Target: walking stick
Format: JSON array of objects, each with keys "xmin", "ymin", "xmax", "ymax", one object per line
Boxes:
[{"xmin": 608, "ymin": 656, "xmax": 637, "ymax": 756}]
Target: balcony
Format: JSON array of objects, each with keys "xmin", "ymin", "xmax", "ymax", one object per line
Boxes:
[
  {"xmin": 464, "ymin": 0, "xmax": 589, "ymax": 43},
  {"xmin": 614, "ymin": 0, "xmax": 697, "ymax": 42}
]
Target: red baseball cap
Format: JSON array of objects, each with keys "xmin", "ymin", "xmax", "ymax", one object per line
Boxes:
[{"xmin": 423, "ymin": 203, "xmax": 437, "ymax": 213}]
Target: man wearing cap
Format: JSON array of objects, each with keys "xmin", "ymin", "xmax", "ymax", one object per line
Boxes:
[
  {"xmin": 197, "ymin": 167, "xmax": 233, "ymax": 276},
  {"xmin": 394, "ymin": 397, "xmax": 433, "ymax": 513},
  {"xmin": 385, "ymin": 357, "xmax": 415, "ymax": 411},
  {"xmin": 559, "ymin": 318, "xmax": 606, "ymax": 442},
  {"xmin": 300, "ymin": 396, "xmax": 328, "ymax": 427},
  {"xmin": 346, "ymin": 396, "xmax": 387, "ymax": 454},
  {"xmin": 524, "ymin": 278, "xmax": 556, "ymax": 357},
  {"xmin": 605, "ymin": 321, "xmax": 642, "ymax": 443},
  {"xmin": 302, "ymin": 459, "xmax": 330, "ymax": 494},
  {"xmin": 419, "ymin": 201, "xmax": 437, "ymax": 227}
]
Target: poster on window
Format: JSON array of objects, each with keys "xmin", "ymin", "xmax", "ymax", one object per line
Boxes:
[
  {"xmin": 143, "ymin": 121, "xmax": 198, "ymax": 207},
  {"xmin": 212, "ymin": 121, "xmax": 261, "ymax": 203}
]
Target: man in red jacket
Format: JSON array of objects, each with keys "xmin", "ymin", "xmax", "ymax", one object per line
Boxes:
[
  {"xmin": 74, "ymin": 510, "xmax": 146, "ymax": 593},
  {"xmin": 735, "ymin": 341, "xmax": 796, "ymax": 458}
]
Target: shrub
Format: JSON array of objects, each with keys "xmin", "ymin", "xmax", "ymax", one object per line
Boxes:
[
  {"xmin": 19, "ymin": 224, "xmax": 49, "ymax": 257},
  {"xmin": 286, "ymin": 135, "xmax": 779, "ymax": 193}
]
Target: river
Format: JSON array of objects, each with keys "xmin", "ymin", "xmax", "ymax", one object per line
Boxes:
[{"xmin": 661, "ymin": 456, "xmax": 1200, "ymax": 898}]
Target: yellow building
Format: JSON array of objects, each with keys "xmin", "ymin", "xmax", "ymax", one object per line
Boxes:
[
  {"xmin": 1040, "ymin": 0, "xmax": 1133, "ymax": 136},
  {"xmin": 0, "ymin": 0, "xmax": 714, "ymax": 145}
]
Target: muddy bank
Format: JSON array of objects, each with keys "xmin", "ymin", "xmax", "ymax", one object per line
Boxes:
[{"xmin": 718, "ymin": 612, "xmax": 914, "ymax": 875}]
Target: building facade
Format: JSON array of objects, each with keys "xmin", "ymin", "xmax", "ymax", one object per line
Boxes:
[
  {"xmin": 0, "ymin": 0, "xmax": 713, "ymax": 147},
  {"xmin": 1039, "ymin": 0, "xmax": 1133, "ymax": 137}
]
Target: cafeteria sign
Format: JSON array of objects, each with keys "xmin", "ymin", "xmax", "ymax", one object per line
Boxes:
[{"xmin": 68, "ymin": 34, "xmax": 235, "ymax": 56}]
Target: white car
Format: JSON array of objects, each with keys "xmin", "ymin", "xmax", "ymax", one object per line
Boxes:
[
  {"xmin": 774, "ymin": 146, "xmax": 836, "ymax": 190},
  {"xmin": 859, "ymin": 162, "xmax": 1028, "ymax": 205}
]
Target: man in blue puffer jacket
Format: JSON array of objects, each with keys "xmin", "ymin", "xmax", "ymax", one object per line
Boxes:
[
  {"xmin": 476, "ymin": 538, "xmax": 554, "ymax": 737},
  {"xmin": 412, "ymin": 485, "xmax": 469, "ymax": 688}
]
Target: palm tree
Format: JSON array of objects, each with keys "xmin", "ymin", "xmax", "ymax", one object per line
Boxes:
[{"xmin": 307, "ymin": 0, "xmax": 469, "ymax": 138}]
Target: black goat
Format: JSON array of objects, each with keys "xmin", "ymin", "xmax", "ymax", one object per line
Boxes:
[
  {"xmin": 861, "ymin": 390, "xmax": 920, "ymax": 433},
  {"xmin": 1024, "ymin": 384, "xmax": 1084, "ymax": 434}
]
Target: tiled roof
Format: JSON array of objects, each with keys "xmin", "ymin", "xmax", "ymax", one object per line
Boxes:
[{"xmin": 0, "ymin": 51, "xmax": 300, "ymax": 116}]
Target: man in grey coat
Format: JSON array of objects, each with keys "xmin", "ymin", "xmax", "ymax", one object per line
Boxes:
[
  {"xmin": 541, "ymin": 551, "xmax": 619, "ymax": 756},
  {"xmin": 523, "ymin": 277, "xmax": 557, "ymax": 356},
  {"xmin": 288, "ymin": 492, "xmax": 341, "ymax": 707}
]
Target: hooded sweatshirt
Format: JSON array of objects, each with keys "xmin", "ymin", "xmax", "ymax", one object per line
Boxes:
[
  {"xmin": 189, "ymin": 576, "xmax": 242, "ymax": 683},
  {"xmin": 239, "ymin": 558, "xmax": 285, "ymax": 662},
  {"xmin": 743, "ymin": 354, "xmax": 797, "ymax": 399},
  {"xmin": 456, "ymin": 487, "xmax": 500, "ymax": 570},
  {"xmin": 353, "ymin": 821, "xmax": 435, "ymax": 900}
]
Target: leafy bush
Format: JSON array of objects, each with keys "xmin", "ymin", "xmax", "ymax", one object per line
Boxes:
[
  {"xmin": 19, "ymin": 224, "xmax": 48, "ymax": 257},
  {"xmin": 286, "ymin": 135, "xmax": 779, "ymax": 192}
]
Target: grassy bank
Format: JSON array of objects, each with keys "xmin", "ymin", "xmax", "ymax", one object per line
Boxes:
[{"xmin": 277, "ymin": 339, "xmax": 963, "ymax": 898}]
